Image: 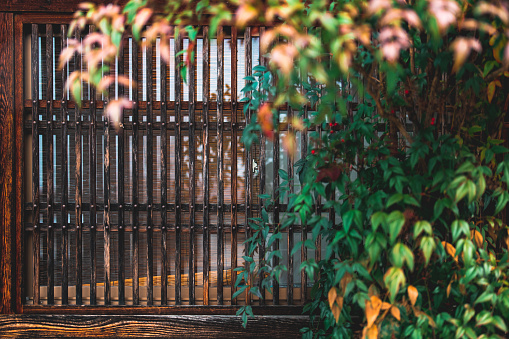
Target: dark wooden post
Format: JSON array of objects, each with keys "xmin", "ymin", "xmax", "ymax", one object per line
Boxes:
[{"xmin": 0, "ymin": 12, "xmax": 15, "ymax": 315}]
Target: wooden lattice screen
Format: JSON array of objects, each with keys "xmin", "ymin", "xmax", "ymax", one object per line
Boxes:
[{"xmin": 24, "ymin": 22, "xmax": 320, "ymax": 307}]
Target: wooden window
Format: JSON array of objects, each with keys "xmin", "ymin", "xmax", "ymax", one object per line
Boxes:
[{"xmin": 22, "ymin": 20, "xmax": 321, "ymax": 309}]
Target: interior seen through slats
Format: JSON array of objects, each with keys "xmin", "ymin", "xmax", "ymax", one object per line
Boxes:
[{"xmin": 24, "ymin": 24, "xmax": 327, "ymax": 306}]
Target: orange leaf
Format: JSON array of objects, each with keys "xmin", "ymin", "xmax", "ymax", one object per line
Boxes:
[
  {"xmin": 282, "ymin": 132, "xmax": 297, "ymax": 159},
  {"xmin": 257, "ymin": 103, "xmax": 274, "ymax": 141},
  {"xmin": 340, "ymin": 273, "xmax": 352, "ymax": 292},
  {"xmin": 328, "ymin": 287, "xmax": 337, "ymax": 309},
  {"xmin": 390, "ymin": 306, "xmax": 401, "ymax": 321},
  {"xmin": 336, "ymin": 296, "xmax": 344, "ymax": 311},
  {"xmin": 363, "ymin": 325, "xmax": 378, "ymax": 339},
  {"xmin": 235, "ymin": 4, "xmax": 258, "ymax": 28},
  {"xmin": 407, "ymin": 285, "xmax": 418, "ymax": 306},
  {"xmin": 441, "ymin": 241, "xmax": 457, "ymax": 259},
  {"xmin": 471, "ymin": 230, "xmax": 483, "ymax": 248},
  {"xmin": 446, "ymin": 282, "xmax": 452, "ymax": 297},
  {"xmin": 270, "ymin": 44, "xmax": 298, "ymax": 75},
  {"xmin": 488, "ymin": 81, "xmax": 496, "ymax": 103},
  {"xmin": 331, "ymin": 305, "xmax": 341, "ymax": 323},
  {"xmin": 365, "ymin": 295, "xmax": 382, "ymax": 328},
  {"xmin": 381, "ymin": 302, "xmax": 392, "ymax": 310}
]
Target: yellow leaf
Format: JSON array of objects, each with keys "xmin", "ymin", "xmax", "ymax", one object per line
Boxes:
[
  {"xmin": 504, "ymin": 71, "xmax": 509, "ymax": 77},
  {"xmin": 328, "ymin": 287, "xmax": 337, "ymax": 309},
  {"xmin": 365, "ymin": 295, "xmax": 382, "ymax": 328},
  {"xmin": 332, "ymin": 304, "xmax": 341, "ymax": 323},
  {"xmin": 488, "ymin": 81, "xmax": 496, "ymax": 103},
  {"xmin": 366, "ymin": 325, "xmax": 378, "ymax": 339},
  {"xmin": 390, "ymin": 306, "xmax": 401, "ymax": 321},
  {"xmin": 471, "ymin": 230, "xmax": 483, "ymax": 248},
  {"xmin": 407, "ymin": 285, "xmax": 418, "ymax": 306},
  {"xmin": 494, "ymin": 43, "xmax": 503, "ymax": 63},
  {"xmin": 291, "ymin": 117, "xmax": 305, "ymax": 132},
  {"xmin": 336, "ymin": 296, "xmax": 344, "ymax": 312},
  {"xmin": 340, "ymin": 273, "xmax": 352, "ymax": 292},
  {"xmin": 441, "ymin": 241, "xmax": 457, "ymax": 259},
  {"xmin": 381, "ymin": 302, "xmax": 392, "ymax": 310},
  {"xmin": 446, "ymin": 282, "xmax": 452, "ymax": 297}
]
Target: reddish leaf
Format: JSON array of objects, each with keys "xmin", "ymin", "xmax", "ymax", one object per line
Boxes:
[{"xmin": 316, "ymin": 164, "xmax": 342, "ymax": 183}]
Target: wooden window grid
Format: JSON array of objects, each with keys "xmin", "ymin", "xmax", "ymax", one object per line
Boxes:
[{"xmin": 21, "ymin": 19, "xmax": 324, "ymax": 310}]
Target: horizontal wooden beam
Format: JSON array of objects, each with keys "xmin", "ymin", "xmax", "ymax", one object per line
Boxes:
[
  {"xmin": 0, "ymin": 314, "xmax": 309, "ymax": 338},
  {"xmin": 0, "ymin": 0, "xmax": 128, "ymax": 13},
  {"xmin": 23, "ymin": 305, "xmax": 304, "ymax": 315}
]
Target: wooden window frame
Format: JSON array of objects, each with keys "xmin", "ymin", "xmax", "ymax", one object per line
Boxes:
[{"xmin": 0, "ymin": 9, "xmax": 307, "ymax": 337}]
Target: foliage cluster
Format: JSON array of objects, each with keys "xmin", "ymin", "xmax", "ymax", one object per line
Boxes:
[{"xmin": 62, "ymin": 0, "xmax": 509, "ymax": 337}]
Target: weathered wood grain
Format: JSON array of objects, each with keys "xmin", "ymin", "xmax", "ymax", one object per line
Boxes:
[
  {"xmin": 14, "ymin": 13, "xmax": 25, "ymax": 314},
  {"xmin": 60, "ymin": 24, "xmax": 69, "ymax": 306},
  {"xmin": 146, "ymin": 37, "xmax": 154, "ymax": 306},
  {"xmin": 0, "ymin": 12, "xmax": 14, "ymax": 315},
  {"xmin": 230, "ymin": 26, "xmax": 238, "ymax": 305},
  {"xmin": 31, "ymin": 23, "xmax": 40, "ymax": 307},
  {"xmin": 132, "ymin": 37, "xmax": 140, "ymax": 306},
  {"xmin": 202, "ymin": 27, "xmax": 210, "ymax": 306},
  {"xmin": 45, "ymin": 23, "xmax": 55, "ymax": 306},
  {"xmin": 0, "ymin": 314, "xmax": 309, "ymax": 338},
  {"xmin": 216, "ymin": 26, "xmax": 224, "ymax": 306},
  {"xmin": 160, "ymin": 35, "xmax": 168, "ymax": 306},
  {"xmin": 188, "ymin": 37, "xmax": 196, "ymax": 305},
  {"xmin": 174, "ymin": 33, "xmax": 183, "ymax": 305}
]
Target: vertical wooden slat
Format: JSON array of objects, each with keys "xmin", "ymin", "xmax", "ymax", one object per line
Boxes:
[
  {"xmin": 300, "ymin": 63, "xmax": 308, "ymax": 304},
  {"xmin": 174, "ymin": 33, "xmax": 182, "ymax": 305},
  {"xmin": 230, "ymin": 26, "xmax": 238, "ymax": 305},
  {"xmin": 117, "ymin": 37, "xmax": 126, "ymax": 306},
  {"xmin": 60, "ymin": 24, "xmax": 69, "ymax": 305},
  {"xmin": 103, "ymin": 79, "xmax": 111, "ymax": 306},
  {"xmin": 273, "ymin": 93, "xmax": 280, "ymax": 306},
  {"xmin": 88, "ymin": 25, "xmax": 97, "ymax": 306},
  {"xmin": 132, "ymin": 38, "xmax": 140, "ymax": 305},
  {"xmin": 287, "ymin": 108, "xmax": 293, "ymax": 305},
  {"xmin": 258, "ymin": 27, "xmax": 266, "ymax": 305},
  {"xmin": 146, "ymin": 41, "xmax": 154, "ymax": 306},
  {"xmin": 188, "ymin": 37, "xmax": 196, "ymax": 305},
  {"xmin": 73, "ymin": 28, "xmax": 83, "ymax": 305},
  {"xmin": 202, "ymin": 27, "xmax": 210, "ymax": 306},
  {"xmin": 45, "ymin": 23, "xmax": 55, "ymax": 305},
  {"xmin": 216, "ymin": 26, "xmax": 224, "ymax": 305},
  {"xmin": 243, "ymin": 27, "xmax": 252, "ymax": 306},
  {"xmin": 14, "ymin": 14, "xmax": 23, "ymax": 314},
  {"xmin": 160, "ymin": 38, "xmax": 168, "ymax": 306},
  {"xmin": 31, "ymin": 23, "xmax": 40, "ymax": 306}
]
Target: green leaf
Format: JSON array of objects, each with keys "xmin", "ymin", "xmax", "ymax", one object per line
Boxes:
[
  {"xmin": 414, "ymin": 221, "xmax": 432, "ymax": 239},
  {"xmin": 232, "ymin": 285, "xmax": 248, "ymax": 300},
  {"xmin": 492, "ymin": 316, "xmax": 508, "ymax": 332},
  {"xmin": 387, "ymin": 193, "xmax": 403, "ymax": 208},
  {"xmin": 383, "ymin": 267, "xmax": 406, "ymax": 303},
  {"xmin": 420, "ymin": 236, "xmax": 435, "ymax": 265},
  {"xmin": 451, "ymin": 220, "xmax": 469, "ymax": 243},
  {"xmin": 387, "ymin": 211, "xmax": 405, "ymax": 245},
  {"xmin": 371, "ymin": 211, "xmax": 387, "ymax": 231},
  {"xmin": 475, "ymin": 290, "xmax": 494, "ymax": 305}
]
